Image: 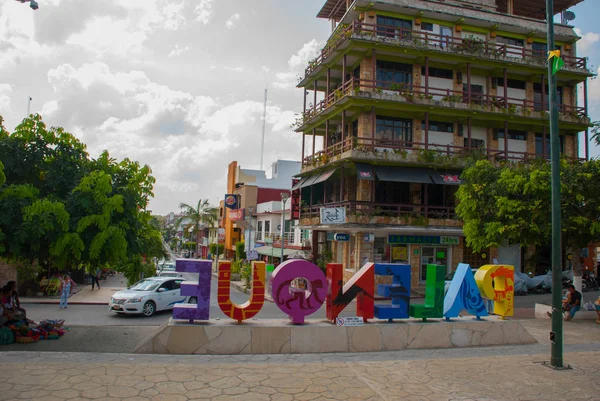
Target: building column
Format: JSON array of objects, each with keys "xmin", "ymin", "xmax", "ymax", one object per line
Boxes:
[
  {"xmin": 342, "ymin": 54, "xmax": 347, "ymax": 86},
  {"xmin": 311, "ymin": 230, "xmax": 319, "ymax": 263},
  {"xmin": 424, "ymin": 112, "xmax": 429, "ymax": 150},
  {"xmin": 371, "ymin": 107, "xmax": 376, "ymax": 150},
  {"xmin": 313, "ymin": 80, "xmax": 317, "ymax": 108},
  {"xmin": 424, "ymin": 56, "xmax": 429, "ymax": 97},
  {"xmin": 312, "ymin": 128, "xmax": 316, "ymax": 158},
  {"xmin": 372, "ymin": 50, "xmax": 377, "ymax": 88},
  {"xmin": 541, "ymin": 74, "xmax": 546, "ymax": 110},
  {"xmin": 342, "ymin": 110, "xmax": 346, "ymax": 147},
  {"xmin": 507, "ymin": 0, "xmax": 514, "ymax": 14},
  {"xmin": 467, "ymin": 117, "xmax": 472, "ymax": 150},
  {"xmin": 467, "ymin": 63, "xmax": 472, "ymax": 104},
  {"xmin": 503, "ymin": 68, "xmax": 508, "ymax": 108},
  {"xmin": 301, "ymin": 133, "xmax": 306, "ymax": 165},
  {"xmin": 303, "ymin": 87, "xmax": 307, "ymax": 114},
  {"xmin": 584, "ymin": 80, "xmax": 589, "ymax": 160},
  {"xmin": 504, "ymin": 120, "xmax": 509, "ymax": 159},
  {"xmin": 326, "ymin": 68, "xmax": 331, "ymax": 100},
  {"xmin": 325, "ymin": 119, "xmax": 330, "ymax": 150},
  {"xmin": 339, "ymin": 166, "xmax": 344, "ymax": 203}
]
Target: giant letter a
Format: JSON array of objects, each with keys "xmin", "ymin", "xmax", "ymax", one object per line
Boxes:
[{"xmin": 326, "ymin": 262, "xmax": 374, "ymax": 323}]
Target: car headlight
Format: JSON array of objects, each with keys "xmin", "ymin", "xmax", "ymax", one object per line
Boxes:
[
  {"xmin": 127, "ymin": 297, "xmax": 143, "ymax": 303},
  {"xmin": 110, "ymin": 297, "xmax": 114, "ymax": 303}
]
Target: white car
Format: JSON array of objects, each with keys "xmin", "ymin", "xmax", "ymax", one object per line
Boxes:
[
  {"xmin": 109, "ymin": 277, "xmax": 196, "ymax": 317},
  {"xmin": 157, "ymin": 271, "xmax": 184, "ymax": 278}
]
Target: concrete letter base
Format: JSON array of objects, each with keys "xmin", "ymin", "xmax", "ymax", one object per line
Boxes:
[{"xmin": 134, "ymin": 316, "xmax": 536, "ymax": 355}]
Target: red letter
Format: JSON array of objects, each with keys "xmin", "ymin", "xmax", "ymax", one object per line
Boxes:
[{"xmin": 326, "ymin": 262, "xmax": 374, "ymax": 323}]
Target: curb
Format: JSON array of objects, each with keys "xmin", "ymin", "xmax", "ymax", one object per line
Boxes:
[{"xmin": 20, "ymin": 301, "xmax": 109, "ymax": 306}]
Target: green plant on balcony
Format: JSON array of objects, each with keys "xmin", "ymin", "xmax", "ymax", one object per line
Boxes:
[
  {"xmin": 411, "ymin": 36, "xmax": 426, "ymax": 47},
  {"xmin": 319, "ymin": 154, "xmax": 329, "ymax": 165},
  {"xmin": 441, "ymin": 94, "xmax": 462, "ymax": 104},
  {"xmin": 539, "ymin": 109, "xmax": 548, "ymax": 119},
  {"xmin": 417, "ymin": 93, "xmax": 434, "ymax": 101},
  {"xmin": 375, "ymin": 87, "xmax": 384, "ymax": 94},
  {"xmin": 417, "ymin": 148, "xmax": 437, "ymax": 163},
  {"xmin": 411, "ymin": 214, "xmax": 428, "ymax": 226},
  {"xmin": 353, "ymin": 86, "xmax": 361, "ymax": 95},
  {"xmin": 291, "ymin": 113, "xmax": 306, "ymax": 130},
  {"xmin": 374, "ymin": 207, "xmax": 383, "ymax": 215},
  {"xmin": 506, "ymin": 104, "xmax": 518, "ymax": 114},
  {"xmin": 333, "ymin": 89, "xmax": 343, "ymax": 101},
  {"xmin": 454, "ymin": 38, "xmax": 486, "ymax": 55},
  {"xmin": 393, "ymin": 148, "xmax": 408, "ymax": 159}
]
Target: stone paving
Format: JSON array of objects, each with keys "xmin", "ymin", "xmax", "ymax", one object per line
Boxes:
[{"xmin": 1, "ymin": 347, "xmax": 599, "ymax": 401}]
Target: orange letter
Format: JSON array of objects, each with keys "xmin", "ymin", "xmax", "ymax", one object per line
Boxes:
[{"xmin": 217, "ymin": 261, "xmax": 265, "ymax": 323}]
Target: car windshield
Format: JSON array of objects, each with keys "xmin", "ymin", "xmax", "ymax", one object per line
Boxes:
[
  {"xmin": 129, "ymin": 279, "xmax": 161, "ymax": 291},
  {"xmin": 159, "ymin": 263, "xmax": 175, "ymax": 270}
]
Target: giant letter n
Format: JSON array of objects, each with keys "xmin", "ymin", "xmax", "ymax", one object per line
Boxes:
[{"xmin": 326, "ymin": 262, "xmax": 374, "ymax": 323}]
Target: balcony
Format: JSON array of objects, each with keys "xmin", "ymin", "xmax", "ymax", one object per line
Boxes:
[
  {"xmin": 302, "ymin": 21, "xmax": 589, "ymax": 82},
  {"xmin": 300, "ymin": 200, "xmax": 459, "ymax": 226},
  {"xmin": 254, "ymin": 231, "xmax": 296, "ymax": 246},
  {"xmin": 301, "ymin": 78, "xmax": 587, "ymax": 126}
]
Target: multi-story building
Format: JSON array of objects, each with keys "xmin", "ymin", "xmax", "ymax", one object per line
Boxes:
[
  {"xmin": 294, "ymin": 0, "xmax": 592, "ymax": 286},
  {"xmin": 220, "ymin": 160, "xmax": 302, "ymax": 258}
]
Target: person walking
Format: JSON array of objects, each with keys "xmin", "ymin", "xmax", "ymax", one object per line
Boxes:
[
  {"xmin": 60, "ymin": 275, "xmax": 76, "ymax": 309},
  {"xmin": 91, "ymin": 267, "xmax": 101, "ymax": 290}
]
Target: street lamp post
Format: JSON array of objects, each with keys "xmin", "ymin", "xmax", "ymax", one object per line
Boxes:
[
  {"xmin": 545, "ymin": 0, "xmax": 564, "ymax": 369},
  {"xmin": 248, "ymin": 206, "xmax": 255, "ymax": 259},
  {"xmin": 280, "ymin": 192, "xmax": 290, "ymax": 263}
]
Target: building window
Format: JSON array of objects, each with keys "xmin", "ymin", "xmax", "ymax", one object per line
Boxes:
[
  {"xmin": 265, "ymin": 221, "xmax": 270, "ymax": 234},
  {"xmin": 463, "ymin": 84, "xmax": 484, "ymax": 104},
  {"xmin": 532, "ymin": 42, "xmax": 560, "ymax": 58},
  {"xmin": 535, "ymin": 133, "xmax": 564, "ymax": 156},
  {"xmin": 377, "ymin": 16, "xmax": 412, "ymax": 39},
  {"xmin": 533, "ymin": 83, "xmax": 563, "ymax": 110},
  {"xmin": 421, "ymin": 22, "xmax": 434, "ymax": 32},
  {"xmin": 421, "ymin": 66, "xmax": 453, "ymax": 79},
  {"xmin": 376, "ymin": 60, "xmax": 412, "ymax": 88},
  {"xmin": 376, "ymin": 117, "xmax": 413, "ymax": 144},
  {"xmin": 352, "ymin": 120, "xmax": 358, "ymax": 137},
  {"xmin": 257, "ymin": 221, "xmax": 263, "ymax": 233},
  {"xmin": 497, "ymin": 36, "xmax": 524, "ymax": 47},
  {"xmin": 464, "ymin": 138, "xmax": 486, "ymax": 149},
  {"xmin": 422, "ymin": 120, "xmax": 453, "ymax": 133},
  {"xmin": 496, "ymin": 129, "xmax": 527, "ymax": 140},
  {"xmin": 496, "ymin": 78, "xmax": 526, "ymax": 90}
]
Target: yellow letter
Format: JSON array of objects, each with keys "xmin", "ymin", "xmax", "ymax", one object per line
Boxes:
[{"xmin": 474, "ymin": 264, "xmax": 514, "ymax": 318}]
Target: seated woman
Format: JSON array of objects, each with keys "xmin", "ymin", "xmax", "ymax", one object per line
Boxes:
[
  {"xmin": 2, "ymin": 281, "xmax": 26, "ymax": 321},
  {"xmin": 1, "ymin": 286, "xmax": 16, "ymax": 325}
]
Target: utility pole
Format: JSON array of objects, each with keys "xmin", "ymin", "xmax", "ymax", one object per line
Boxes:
[
  {"xmin": 27, "ymin": 96, "xmax": 32, "ymax": 116},
  {"xmin": 545, "ymin": 0, "xmax": 564, "ymax": 369}
]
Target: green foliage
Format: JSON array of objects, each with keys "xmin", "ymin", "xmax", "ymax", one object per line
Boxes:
[
  {"xmin": 456, "ymin": 158, "xmax": 600, "ymax": 254},
  {"xmin": 591, "ymin": 121, "xmax": 600, "ymax": 145},
  {"xmin": 231, "ymin": 259, "xmax": 242, "ymax": 274},
  {"xmin": 235, "ymin": 241, "xmax": 246, "ymax": 261},
  {"xmin": 0, "ymin": 114, "xmax": 165, "ymax": 283},
  {"xmin": 209, "ymin": 243, "xmax": 224, "ymax": 256},
  {"xmin": 240, "ymin": 262, "xmax": 252, "ymax": 289},
  {"xmin": 176, "ymin": 198, "xmax": 218, "ymax": 257},
  {"xmin": 316, "ymin": 247, "xmax": 333, "ymax": 273}
]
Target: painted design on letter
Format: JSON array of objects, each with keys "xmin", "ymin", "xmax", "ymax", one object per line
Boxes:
[
  {"xmin": 218, "ymin": 260, "xmax": 265, "ymax": 323},
  {"xmin": 272, "ymin": 259, "xmax": 327, "ymax": 324},
  {"xmin": 373, "ymin": 263, "xmax": 411, "ymax": 321},
  {"xmin": 410, "ymin": 264, "xmax": 445, "ymax": 320},
  {"xmin": 475, "ymin": 264, "xmax": 514, "ymax": 318},
  {"xmin": 326, "ymin": 262, "xmax": 375, "ymax": 323},
  {"xmin": 173, "ymin": 259, "xmax": 212, "ymax": 322},
  {"xmin": 444, "ymin": 263, "xmax": 487, "ymax": 320}
]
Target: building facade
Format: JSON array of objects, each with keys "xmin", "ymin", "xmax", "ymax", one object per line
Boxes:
[
  {"xmin": 221, "ymin": 160, "xmax": 302, "ymax": 258},
  {"xmin": 295, "ymin": 0, "xmax": 591, "ymax": 287}
]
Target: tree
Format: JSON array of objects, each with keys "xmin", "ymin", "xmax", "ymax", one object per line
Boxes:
[
  {"xmin": 456, "ymin": 157, "xmax": 600, "ymax": 285},
  {"xmin": 591, "ymin": 121, "xmax": 600, "ymax": 145},
  {"xmin": 176, "ymin": 199, "xmax": 218, "ymax": 257},
  {"xmin": 0, "ymin": 114, "xmax": 166, "ymax": 286}
]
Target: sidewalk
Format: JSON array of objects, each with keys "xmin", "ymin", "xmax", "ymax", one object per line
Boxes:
[
  {"xmin": 20, "ymin": 274, "xmax": 127, "ymax": 306},
  {"xmin": 1, "ymin": 347, "xmax": 598, "ymax": 400}
]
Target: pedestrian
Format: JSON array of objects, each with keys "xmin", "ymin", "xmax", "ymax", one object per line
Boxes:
[
  {"xmin": 548, "ymin": 284, "xmax": 581, "ymax": 321},
  {"xmin": 60, "ymin": 275, "xmax": 76, "ymax": 309},
  {"xmin": 2, "ymin": 281, "xmax": 26, "ymax": 321},
  {"xmin": 91, "ymin": 267, "xmax": 101, "ymax": 290}
]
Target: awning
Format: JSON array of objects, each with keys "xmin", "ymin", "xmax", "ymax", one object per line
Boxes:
[
  {"xmin": 296, "ymin": 168, "xmax": 337, "ymax": 189},
  {"xmin": 311, "ymin": 168, "xmax": 336, "ymax": 185},
  {"xmin": 430, "ymin": 171, "xmax": 463, "ymax": 185},
  {"xmin": 291, "ymin": 177, "xmax": 308, "ymax": 191},
  {"xmin": 374, "ymin": 166, "xmax": 433, "ymax": 184},
  {"xmin": 256, "ymin": 246, "xmax": 298, "ymax": 257},
  {"xmin": 355, "ymin": 163, "xmax": 374, "ymax": 180}
]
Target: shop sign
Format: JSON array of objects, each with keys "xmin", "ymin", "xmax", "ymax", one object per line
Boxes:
[
  {"xmin": 229, "ymin": 209, "xmax": 244, "ymax": 221},
  {"xmin": 363, "ymin": 233, "xmax": 374, "ymax": 242},
  {"xmin": 320, "ymin": 207, "xmax": 346, "ymax": 224},
  {"xmin": 218, "ymin": 228, "xmax": 225, "ymax": 242},
  {"xmin": 334, "ymin": 233, "xmax": 350, "ymax": 242},
  {"xmin": 247, "ymin": 250, "xmax": 259, "ymax": 260},
  {"xmin": 224, "ymin": 194, "xmax": 239, "ymax": 210},
  {"xmin": 388, "ymin": 235, "xmax": 459, "ymax": 245}
]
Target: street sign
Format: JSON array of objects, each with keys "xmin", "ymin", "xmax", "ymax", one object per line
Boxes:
[
  {"xmin": 320, "ymin": 207, "xmax": 346, "ymax": 224},
  {"xmin": 335, "ymin": 316, "xmax": 364, "ymax": 326}
]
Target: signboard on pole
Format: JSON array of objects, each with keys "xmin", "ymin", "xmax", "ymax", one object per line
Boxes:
[
  {"xmin": 229, "ymin": 209, "xmax": 244, "ymax": 221},
  {"xmin": 218, "ymin": 228, "xmax": 225, "ymax": 242}
]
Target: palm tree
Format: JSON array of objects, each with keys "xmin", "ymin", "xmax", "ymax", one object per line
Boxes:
[{"xmin": 175, "ymin": 199, "xmax": 218, "ymax": 257}]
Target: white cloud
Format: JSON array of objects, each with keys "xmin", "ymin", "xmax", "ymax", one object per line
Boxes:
[
  {"xmin": 194, "ymin": 0, "xmax": 214, "ymax": 25},
  {"xmin": 225, "ymin": 13, "xmax": 240, "ymax": 30},
  {"xmin": 574, "ymin": 28, "xmax": 600, "ymax": 54},
  {"xmin": 168, "ymin": 44, "xmax": 189, "ymax": 58},
  {"xmin": 274, "ymin": 39, "xmax": 322, "ymax": 89},
  {"xmin": 0, "ymin": 84, "xmax": 12, "ymax": 113}
]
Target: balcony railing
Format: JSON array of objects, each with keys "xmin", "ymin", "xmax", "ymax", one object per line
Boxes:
[
  {"xmin": 304, "ymin": 20, "xmax": 588, "ymax": 78},
  {"xmin": 302, "ymin": 78, "xmax": 587, "ymax": 123},
  {"xmin": 254, "ymin": 231, "xmax": 296, "ymax": 245},
  {"xmin": 300, "ymin": 201, "xmax": 456, "ymax": 221}
]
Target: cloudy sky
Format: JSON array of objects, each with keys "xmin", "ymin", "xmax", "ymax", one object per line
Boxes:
[{"xmin": 0, "ymin": 0, "xmax": 598, "ymax": 215}]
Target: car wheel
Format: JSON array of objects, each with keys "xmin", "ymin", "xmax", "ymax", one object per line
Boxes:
[
  {"xmin": 188, "ymin": 297, "xmax": 197, "ymax": 304},
  {"xmin": 142, "ymin": 301, "xmax": 156, "ymax": 317}
]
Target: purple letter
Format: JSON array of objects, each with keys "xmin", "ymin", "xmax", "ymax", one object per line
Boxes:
[
  {"xmin": 173, "ymin": 259, "xmax": 212, "ymax": 322},
  {"xmin": 271, "ymin": 259, "xmax": 327, "ymax": 324}
]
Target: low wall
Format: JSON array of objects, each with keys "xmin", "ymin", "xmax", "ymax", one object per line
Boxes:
[
  {"xmin": 534, "ymin": 303, "xmax": 598, "ymax": 320},
  {"xmin": 134, "ymin": 317, "xmax": 536, "ymax": 355}
]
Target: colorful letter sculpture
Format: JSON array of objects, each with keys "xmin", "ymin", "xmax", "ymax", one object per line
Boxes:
[
  {"xmin": 443, "ymin": 263, "xmax": 487, "ymax": 320},
  {"xmin": 272, "ymin": 259, "xmax": 327, "ymax": 324},
  {"xmin": 475, "ymin": 264, "xmax": 514, "ymax": 318},
  {"xmin": 374, "ymin": 264, "xmax": 411, "ymax": 321},
  {"xmin": 326, "ymin": 263, "xmax": 375, "ymax": 323},
  {"xmin": 173, "ymin": 259, "xmax": 212, "ymax": 322},
  {"xmin": 410, "ymin": 264, "xmax": 445, "ymax": 320},
  {"xmin": 217, "ymin": 260, "xmax": 265, "ymax": 323}
]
